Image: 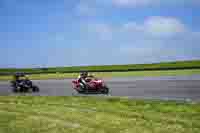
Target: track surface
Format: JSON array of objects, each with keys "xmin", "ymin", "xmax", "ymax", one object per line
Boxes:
[{"xmin": 0, "ymin": 75, "xmax": 200, "ymax": 101}]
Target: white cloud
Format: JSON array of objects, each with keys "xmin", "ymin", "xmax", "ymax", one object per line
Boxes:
[
  {"xmin": 81, "ymin": 16, "xmax": 191, "ymax": 41},
  {"xmin": 78, "ymin": 16, "xmax": 200, "ymax": 64},
  {"xmin": 118, "ymin": 36, "xmax": 200, "ymax": 64},
  {"xmin": 122, "ymin": 16, "xmax": 187, "ymax": 38},
  {"xmin": 112, "ymin": 0, "xmax": 155, "ymax": 7},
  {"xmin": 75, "ymin": 0, "xmax": 200, "ymax": 17},
  {"xmin": 75, "ymin": 1, "xmax": 97, "ymax": 16},
  {"xmin": 123, "ymin": 22, "xmax": 144, "ymax": 32},
  {"xmin": 144, "ymin": 16, "xmax": 187, "ymax": 37},
  {"xmin": 112, "ymin": 0, "xmax": 200, "ymax": 7}
]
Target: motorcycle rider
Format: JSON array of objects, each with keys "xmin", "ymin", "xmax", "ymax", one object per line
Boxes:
[
  {"xmin": 24, "ymin": 75, "xmax": 32, "ymax": 86},
  {"xmin": 14, "ymin": 73, "xmax": 23, "ymax": 85},
  {"xmin": 77, "ymin": 71, "xmax": 89, "ymax": 91},
  {"xmin": 86, "ymin": 73, "xmax": 95, "ymax": 81}
]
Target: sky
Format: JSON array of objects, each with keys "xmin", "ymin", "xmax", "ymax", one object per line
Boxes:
[{"xmin": 0, "ymin": 0, "xmax": 200, "ymax": 68}]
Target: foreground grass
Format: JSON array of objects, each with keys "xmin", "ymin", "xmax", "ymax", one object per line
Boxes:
[
  {"xmin": 0, "ymin": 96, "xmax": 199, "ymax": 133},
  {"xmin": 0, "ymin": 69, "xmax": 200, "ymax": 81}
]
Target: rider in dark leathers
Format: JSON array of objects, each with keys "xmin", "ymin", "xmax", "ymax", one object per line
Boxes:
[
  {"xmin": 13, "ymin": 74, "xmax": 23, "ymax": 87},
  {"xmin": 24, "ymin": 75, "xmax": 32, "ymax": 87}
]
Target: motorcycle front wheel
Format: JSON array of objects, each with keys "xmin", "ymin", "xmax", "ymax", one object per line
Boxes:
[
  {"xmin": 102, "ymin": 87, "xmax": 109, "ymax": 94},
  {"xmin": 32, "ymin": 86, "xmax": 39, "ymax": 92}
]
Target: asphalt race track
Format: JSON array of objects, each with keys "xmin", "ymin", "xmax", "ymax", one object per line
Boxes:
[{"xmin": 0, "ymin": 75, "xmax": 200, "ymax": 101}]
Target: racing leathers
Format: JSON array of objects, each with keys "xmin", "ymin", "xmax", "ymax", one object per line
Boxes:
[{"xmin": 77, "ymin": 75, "xmax": 88, "ymax": 91}]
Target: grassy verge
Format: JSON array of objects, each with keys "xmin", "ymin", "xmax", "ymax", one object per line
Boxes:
[
  {"xmin": 0, "ymin": 96, "xmax": 199, "ymax": 133},
  {"xmin": 0, "ymin": 69, "xmax": 200, "ymax": 81},
  {"xmin": 0, "ymin": 60, "xmax": 200, "ymax": 74}
]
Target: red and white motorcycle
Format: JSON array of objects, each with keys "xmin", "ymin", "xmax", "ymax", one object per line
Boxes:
[{"xmin": 72, "ymin": 77, "xmax": 110, "ymax": 95}]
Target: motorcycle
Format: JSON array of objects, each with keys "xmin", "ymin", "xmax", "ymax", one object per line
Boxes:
[
  {"xmin": 72, "ymin": 77, "xmax": 110, "ymax": 95},
  {"xmin": 10, "ymin": 80, "xmax": 39, "ymax": 93}
]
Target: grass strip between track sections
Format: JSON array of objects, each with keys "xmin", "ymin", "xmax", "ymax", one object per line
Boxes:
[
  {"xmin": 0, "ymin": 96, "xmax": 199, "ymax": 133},
  {"xmin": 0, "ymin": 60, "xmax": 200, "ymax": 74},
  {"xmin": 0, "ymin": 69, "xmax": 200, "ymax": 81}
]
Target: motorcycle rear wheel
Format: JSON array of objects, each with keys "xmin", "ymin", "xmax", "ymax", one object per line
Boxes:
[{"xmin": 13, "ymin": 87, "xmax": 18, "ymax": 93}]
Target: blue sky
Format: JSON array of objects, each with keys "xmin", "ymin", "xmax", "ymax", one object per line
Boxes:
[{"xmin": 0, "ymin": 0, "xmax": 200, "ymax": 68}]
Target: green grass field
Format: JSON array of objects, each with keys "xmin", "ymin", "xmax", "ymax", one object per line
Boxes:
[
  {"xmin": 0, "ymin": 60, "xmax": 200, "ymax": 74},
  {"xmin": 0, "ymin": 96, "xmax": 199, "ymax": 133},
  {"xmin": 0, "ymin": 69, "xmax": 200, "ymax": 81}
]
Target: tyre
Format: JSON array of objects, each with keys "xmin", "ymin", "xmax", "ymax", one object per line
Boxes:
[
  {"xmin": 78, "ymin": 89, "xmax": 86, "ymax": 94},
  {"xmin": 78, "ymin": 85, "xmax": 88, "ymax": 94},
  {"xmin": 11, "ymin": 84, "xmax": 17, "ymax": 92},
  {"xmin": 19, "ymin": 87, "xmax": 24, "ymax": 93},
  {"xmin": 32, "ymin": 86, "xmax": 39, "ymax": 92},
  {"xmin": 102, "ymin": 87, "xmax": 109, "ymax": 94},
  {"xmin": 13, "ymin": 87, "xmax": 18, "ymax": 93}
]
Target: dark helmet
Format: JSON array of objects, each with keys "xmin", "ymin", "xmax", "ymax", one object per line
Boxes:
[
  {"xmin": 80, "ymin": 72, "xmax": 84, "ymax": 76},
  {"xmin": 81, "ymin": 71, "xmax": 88, "ymax": 77},
  {"xmin": 14, "ymin": 72, "xmax": 24, "ymax": 78},
  {"xmin": 85, "ymin": 71, "xmax": 88, "ymax": 75}
]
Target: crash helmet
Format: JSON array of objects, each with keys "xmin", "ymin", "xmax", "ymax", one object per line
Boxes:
[
  {"xmin": 85, "ymin": 71, "xmax": 88, "ymax": 75},
  {"xmin": 80, "ymin": 72, "xmax": 84, "ymax": 76},
  {"xmin": 80, "ymin": 71, "xmax": 88, "ymax": 77}
]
